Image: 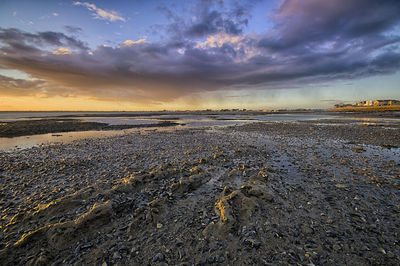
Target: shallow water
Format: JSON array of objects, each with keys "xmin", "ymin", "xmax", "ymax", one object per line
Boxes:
[
  {"xmin": 0, "ymin": 129, "xmax": 140, "ymax": 151},
  {"xmin": 1, "ymin": 112, "xmax": 399, "ymax": 151}
]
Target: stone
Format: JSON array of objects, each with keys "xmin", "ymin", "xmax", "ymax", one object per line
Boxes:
[
  {"xmin": 243, "ymin": 238, "xmax": 261, "ymax": 249},
  {"xmin": 301, "ymin": 225, "xmax": 314, "ymax": 234},
  {"xmin": 179, "ymin": 249, "xmax": 185, "ymax": 259},
  {"xmin": 153, "ymin": 253, "xmax": 164, "ymax": 262},
  {"xmin": 377, "ymin": 248, "xmax": 386, "ymax": 254},
  {"xmin": 207, "ymin": 256, "xmax": 216, "ymax": 263},
  {"xmin": 113, "ymin": 251, "xmax": 122, "ymax": 259}
]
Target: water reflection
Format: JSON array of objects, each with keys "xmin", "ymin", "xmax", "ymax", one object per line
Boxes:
[
  {"xmin": 1, "ymin": 113, "xmax": 399, "ymax": 151},
  {"xmin": 0, "ymin": 129, "xmax": 141, "ymax": 152}
]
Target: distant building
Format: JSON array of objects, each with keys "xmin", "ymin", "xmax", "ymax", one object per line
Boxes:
[
  {"xmin": 374, "ymin": 99, "xmax": 400, "ymax": 106},
  {"xmin": 334, "ymin": 99, "xmax": 399, "ymax": 108},
  {"xmin": 356, "ymin": 100, "xmax": 374, "ymax": 106},
  {"xmin": 389, "ymin": 100, "xmax": 400, "ymax": 105},
  {"xmin": 374, "ymin": 100, "xmax": 388, "ymax": 106}
]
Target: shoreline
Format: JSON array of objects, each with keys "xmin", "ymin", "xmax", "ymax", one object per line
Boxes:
[
  {"xmin": 1, "ymin": 110, "xmax": 399, "ymax": 139},
  {"xmin": 0, "ymin": 120, "xmax": 399, "ymax": 265},
  {"xmin": 0, "ymin": 119, "xmax": 179, "ymax": 138}
]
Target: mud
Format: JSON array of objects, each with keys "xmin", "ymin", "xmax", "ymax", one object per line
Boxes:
[
  {"xmin": 0, "ymin": 120, "xmax": 399, "ymax": 265},
  {"xmin": 0, "ymin": 119, "xmax": 178, "ymax": 138}
]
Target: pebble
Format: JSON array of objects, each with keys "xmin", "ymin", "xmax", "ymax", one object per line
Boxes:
[
  {"xmin": 153, "ymin": 253, "xmax": 164, "ymax": 262},
  {"xmin": 175, "ymin": 241, "xmax": 184, "ymax": 247},
  {"xmin": 207, "ymin": 256, "xmax": 216, "ymax": 263},
  {"xmin": 377, "ymin": 248, "xmax": 386, "ymax": 254},
  {"xmin": 301, "ymin": 225, "xmax": 314, "ymax": 234},
  {"xmin": 179, "ymin": 249, "xmax": 185, "ymax": 259},
  {"xmin": 112, "ymin": 251, "xmax": 122, "ymax": 260},
  {"xmin": 242, "ymin": 238, "xmax": 261, "ymax": 249}
]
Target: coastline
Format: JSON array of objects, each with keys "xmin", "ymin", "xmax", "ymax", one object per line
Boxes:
[
  {"xmin": 0, "ymin": 120, "xmax": 399, "ymax": 265},
  {"xmin": 1, "ymin": 110, "xmax": 399, "ymax": 139}
]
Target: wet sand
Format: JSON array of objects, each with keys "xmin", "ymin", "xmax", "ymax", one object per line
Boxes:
[{"xmin": 0, "ymin": 120, "xmax": 399, "ymax": 265}]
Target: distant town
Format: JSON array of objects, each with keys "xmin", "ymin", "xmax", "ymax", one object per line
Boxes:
[{"xmin": 335, "ymin": 99, "xmax": 400, "ymax": 108}]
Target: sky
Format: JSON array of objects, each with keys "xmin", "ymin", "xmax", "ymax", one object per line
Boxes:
[{"xmin": 0, "ymin": 0, "xmax": 399, "ymax": 111}]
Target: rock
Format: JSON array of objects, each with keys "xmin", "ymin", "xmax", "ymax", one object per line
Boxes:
[
  {"xmin": 81, "ymin": 243, "xmax": 93, "ymax": 249},
  {"xmin": 131, "ymin": 245, "xmax": 139, "ymax": 253},
  {"xmin": 242, "ymin": 238, "xmax": 261, "ymax": 249},
  {"xmin": 301, "ymin": 225, "xmax": 314, "ymax": 234},
  {"xmin": 175, "ymin": 241, "xmax": 184, "ymax": 247},
  {"xmin": 179, "ymin": 249, "xmax": 185, "ymax": 259},
  {"xmin": 351, "ymin": 147, "xmax": 365, "ymax": 153},
  {"xmin": 377, "ymin": 248, "xmax": 386, "ymax": 254},
  {"xmin": 113, "ymin": 251, "xmax": 122, "ymax": 259},
  {"xmin": 74, "ymin": 245, "xmax": 81, "ymax": 255},
  {"xmin": 361, "ymin": 245, "xmax": 370, "ymax": 251},
  {"xmin": 207, "ymin": 256, "xmax": 216, "ymax": 263},
  {"xmin": 153, "ymin": 253, "xmax": 164, "ymax": 262}
]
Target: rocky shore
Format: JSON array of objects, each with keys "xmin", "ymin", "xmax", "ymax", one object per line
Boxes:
[{"xmin": 0, "ymin": 120, "xmax": 399, "ymax": 265}]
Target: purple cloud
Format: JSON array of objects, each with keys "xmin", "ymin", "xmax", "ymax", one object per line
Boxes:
[{"xmin": 0, "ymin": 0, "xmax": 399, "ymax": 103}]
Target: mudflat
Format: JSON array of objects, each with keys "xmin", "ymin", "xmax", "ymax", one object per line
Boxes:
[
  {"xmin": 0, "ymin": 119, "xmax": 178, "ymax": 138},
  {"xmin": 0, "ymin": 120, "xmax": 399, "ymax": 265}
]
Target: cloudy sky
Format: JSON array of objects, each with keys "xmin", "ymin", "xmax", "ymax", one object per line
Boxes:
[{"xmin": 0, "ymin": 0, "xmax": 399, "ymax": 111}]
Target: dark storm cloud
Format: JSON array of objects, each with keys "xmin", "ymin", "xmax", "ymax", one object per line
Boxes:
[
  {"xmin": 184, "ymin": 9, "xmax": 247, "ymax": 37},
  {"xmin": 259, "ymin": 0, "xmax": 400, "ymax": 52},
  {"xmin": 0, "ymin": 28, "xmax": 87, "ymax": 51},
  {"xmin": 0, "ymin": 0, "xmax": 400, "ymax": 103},
  {"xmin": 252, "ymin": 0, "xmax": 400, "ymax": 84},
  {"xmin": 159, "ymin": 0, "xmax": 252, "ymax": 39}
]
